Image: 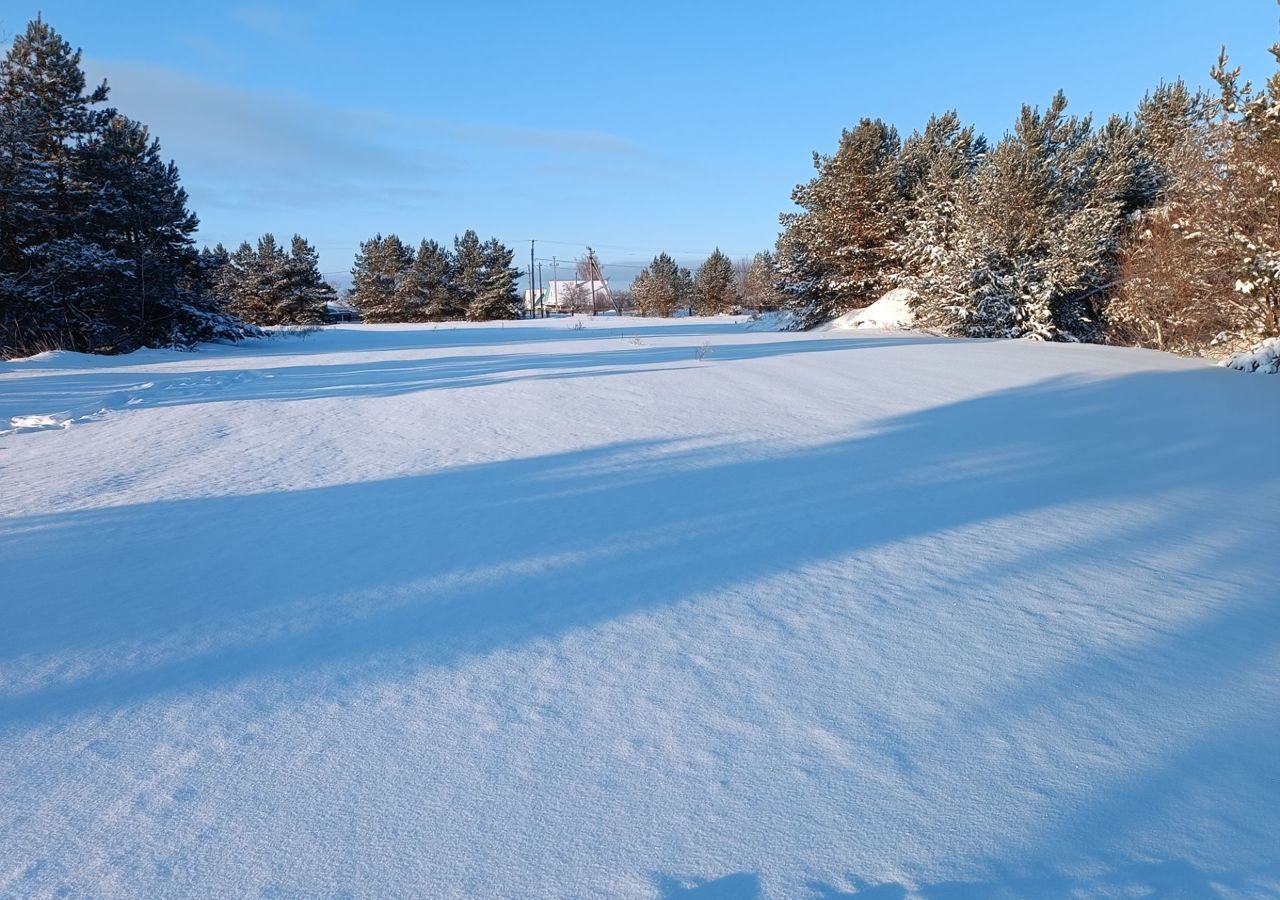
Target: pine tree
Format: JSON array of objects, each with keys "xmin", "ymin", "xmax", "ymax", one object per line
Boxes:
[
  {"xmin": 0, "ymin": 16, "xmax": 116, "ymax": 351},
  {"xmin": 938, "ymin": 92, "xmax": 1136, "ymax": 340},
  {"xmin": 279, "ymin": 234, "xmax": 333, "ymax": 324},
  {"xmin": 693, "ymin": 248, "xmax": 738, "ymax": 315},
  {"xmin": 216, "ymin": 233, "xmax": 327, "ymax": 326},
  {"xmin": 1, "ymin": 17, "xmax": 252, "ymax": 354},
  {"xmin": 1204, "ymin": 40, "xmax": 1280, "ymax": 343},
  {"xmin": 1109, "ymin": 84, "xmax": 1232, "ymax": 352},
  {"xmin": 452, "ymin": 230, "xmax": 486, "ymax": 315},
  {"xmin": 349, "ymin": 233, "xmax": 413, "ymax": 323},
  {"xmin": 740, "ymin": 251, "xmax": 784, "ymax": 311},
  {"xmin": 632, "ymin": 252, "xmax": 692, "ymax": 317},
  {"xmin": 894, "ymin": 111, "xmax": 986, "ymax": 329},
  {"xmin": 777, "ymin": 118, "xmax": 906, "ymax": 326},
  {"xmin": 348, "ymin": 231, "xmax": 515, "ymax": 322},
  {"xmin": 200, "ymin": 243, "xmax": 231, "ymax": 290},
  {"xmin": 410, "ymin": 239, "xmax": 455, "ymax": 320},
  {"xmin": 468, "ymin": 237, "xmax": 521, "ymax": 321},
  {"xmin": 0, "ymin": 17, "xmax": 108, "ymax": 247},
  {"xmin": 76, "ymin": 114, "xmax": 222, "ymax": 345},
  {"xmin": 217, "ymin": 235, "xmax": 286, "ymax": 325}
]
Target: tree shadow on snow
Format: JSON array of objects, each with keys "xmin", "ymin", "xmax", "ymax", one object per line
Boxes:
[
  {"xmin": 0, "ymin": 335, "xmax": 938, "ymax": 425},
  {"xmin": 657, "ymin": 872, "xmax": 763, "ymax": 899}
]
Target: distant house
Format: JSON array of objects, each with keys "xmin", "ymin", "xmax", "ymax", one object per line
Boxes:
[
  {"xmin": 525, "ymin": 279, "xmax": 611, "ymax": 314},
  {"xmin": 325, "ymin": 298, "xmax": 361, "ymax": 323}
]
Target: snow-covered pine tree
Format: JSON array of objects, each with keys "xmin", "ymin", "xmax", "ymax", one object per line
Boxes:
[
  {"xmin": 632, "ymin": 253, "xmax": 691, "ymax": 317},
  {"xmin": 0, "ymin": 16, "xmax": 117, "ymax": 352},
  {"xmin": 279, "ymin": 235, "xmax": 333, "ymax": 325},
  {"xmin": 0, "ymin": 17, "xmax": 252, "ymax": 354},
  {"xmin": 410, "ymin": 239, "xmax": 455, "ymax": 321},
  {"xmin": 693, "ymin": 248, "xmax": 739, "ymax": 315},
  {"xmin": 941, "ymin": 92, "xmax": 1136, "ymax": 341},
  {"xmin": 1204, "ymin": 39, "xmax": 1280, "ymax": 345},
  {"xmin": 200, "ymin": 243, "xmax": 231, "ymax": 291},
  {"xmin": 629, "ymin": 267, "xmax": 655, "ymax": 316},
  {"xmin": 217, "ymin": 234, "xmax": 293, "ymax": 326},
  {"xmin": 0, "ymin": 17, "xmax": 108, "ymax": 244},
  {"xmin": 349, "ymin": 233, "xmax": 413, "ymax": 323},
  {"xmin": 468, "ymin": 237, "xmax": 521, "ymax": 321},
  {"xmin": 0, "ymin": 85, "xmax": 47, "ymax": 350},
  {"xmin": 451, "ymin": 230, "xmax": 486, "ymax": 317},
  {"xmin": 894, "ymin": 111, "xmax": 986, "ymax": 331},
  {"xmin": 777, "ymin": 118, "xmax": 906, "ymax": 327},
  {"xmin": 76, "ymin": 114, "xmax": 246, "ymax": 346}
]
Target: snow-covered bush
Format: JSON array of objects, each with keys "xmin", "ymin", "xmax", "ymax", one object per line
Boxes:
[{"xmin": 1223, "ymin": 337, "xmax": 1280, "ymax": 374}]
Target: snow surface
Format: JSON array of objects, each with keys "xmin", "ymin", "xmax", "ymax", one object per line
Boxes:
[
  {"xmin": 829, "ymin": 288, "xmax": 917, "ymax": 331},
  {"xmin": 2, "ymin": 317, "xmax": 1278, "ymax": 899}
]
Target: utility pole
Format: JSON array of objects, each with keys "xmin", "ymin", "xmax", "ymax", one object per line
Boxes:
[
  {"xmin": 537, "ymin": 262, "xmax": 544, "ymax": 318},
  {"xmin": 552, "ymin": 256, "xmax": 559, "ymax": 315},
  {"xmin": 586, "ymin": 246, "xmax": 598, "ymax": 316},
  {"xmin": 529, "ymin": 240, "xmax": 536, "ymax": 319}
]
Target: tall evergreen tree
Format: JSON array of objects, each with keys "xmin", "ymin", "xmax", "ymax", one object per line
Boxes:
[
  {"xmin": 199, "ymin": 243, "xmax": 231, "ymax": 290},
  {"xmin": 740, "ymin": 251, "xmax": 784, "ymax": 311},
  {"xmin": 693, "ymin": 248, "xmax": 738, "ymax": 315},
  {"xmin": 777, "ymin": 118, "xmax": 906, "ymax": 326},
  {"xmin": 279, "ymin": 234, "xmax": 333, "ymax": 324},
  {"xmin": 1109, "ymin": 84, "xmax": 1230, "ymax": 351},
  {"xmin": 218, "ymin": 234, "xmax": 289, "ymax": 325},
  {"xmin": 1111, "ymin": 42, "xmax": 1280, "ymax": 354},
  {"xmin": 0, "ymin": 16, "xmax": 108, "ymax": 248},
  {"xmin": 632, "ymin": 252, "xmax": 692, "ymax": 317},
  {"xmin": 452, "ymin": 230, "xmax": 486, "ymax": 315},
  {"xmin": 349, "ymin": 233, "xmax": 413, "ymax": 323},
  {"xmin": 76, "ymin": 114, "xmax": 219, "ymax": 344},
  {"xmin": 1204, "ymin": 40, "xmax": 1280, "ymax": 342},
  {"xmin": 469, "ymin": 237, "xmax": 521, "ymax": 321},
  {"xmin": 894, "ymin": 111, "xmax": 986, "ymax": 328},
  {"xmin": 213, "ymin": 233, "xmax": 327, "ymax": 326},
  {"xmin": 0, "ymin": 18, "xmax": 251, "ymax": 354},
  {"xmin": 410, "ymin": 238, "xmax": 455, "ymax": 320},
  {"xmin": 936, "ymin": 93, "xmax": 1136, "ymax": 340},
  {"xmin": 0, "ymin": 16, "xmax": 115, "ymax": 351}
]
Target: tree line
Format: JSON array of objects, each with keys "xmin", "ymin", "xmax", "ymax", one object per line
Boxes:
[
  {"xmin": 0, "ymin": 17, "xmax": 256, "ymax": 356},
  {"xmin": 0, "ymin": 17, "xmax": 524, "ymax": 358},
  {"xmin": 347, "ymin": 231, "xmax": 520, "ymax": 323},
  {"xmin": 626, "ymin": 249, "xmax": 782, "ymax": 317},
  {"xmin": 772, "ymin": 27, "xmax": 1280, "ymax": 357}
]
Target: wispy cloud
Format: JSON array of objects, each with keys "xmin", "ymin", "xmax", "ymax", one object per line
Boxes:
[
  {"xmin": 86, "ymin": 60, "xmax": 462, "ymax": 183},
  {"xmin": 87, "ymin": 59, "xmax": 655, "ymax": 184},
  {"xmin": 78, "ymin": 57, "xmax": 666, "ymax": 264},
  {"xmin": 232, "ymin": 6, "xmax": 310, "ymax": 39}
]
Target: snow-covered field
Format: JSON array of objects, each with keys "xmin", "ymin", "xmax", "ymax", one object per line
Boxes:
[{"xmin": 1, "ymin": 317, "xmax": 1278, "ymax": 899}]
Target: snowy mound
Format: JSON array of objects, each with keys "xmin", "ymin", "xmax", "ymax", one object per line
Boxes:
[
  {"xmin": 1223, "ymin": 336, "xmax": 1280, "ymax": 374},
  {"xmin": 831, "ymin": 287, "xmax": 917, "ymax": 330},
  {"xmin": 742, "ymin": 310, "xmax": 798, "ymax": 331}
]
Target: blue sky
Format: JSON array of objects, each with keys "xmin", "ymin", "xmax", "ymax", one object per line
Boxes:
[{"xmin": 5, "ymin": 1, "xmax": 1276, "ymax": 286}]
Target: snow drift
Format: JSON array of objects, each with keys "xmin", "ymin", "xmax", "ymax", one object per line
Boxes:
[{"xmin": 830, "ymin": 287, "xmax": 917, "ymax": 330}]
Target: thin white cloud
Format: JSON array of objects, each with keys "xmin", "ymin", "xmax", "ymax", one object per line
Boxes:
[
  {"xmin": 87, "ymin": 60, "xmax": 444, "ymax": 179},
  {"xmin": 76, "ymin": 57, "xmax": 669, "ymax": 269},
  {"xmin": 232, "ymin": 6, "xmax": 309, "ymax": 39},
  {"xmin": 86, "ymin": 59, "xmax": 653, "ymax": 182}
]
